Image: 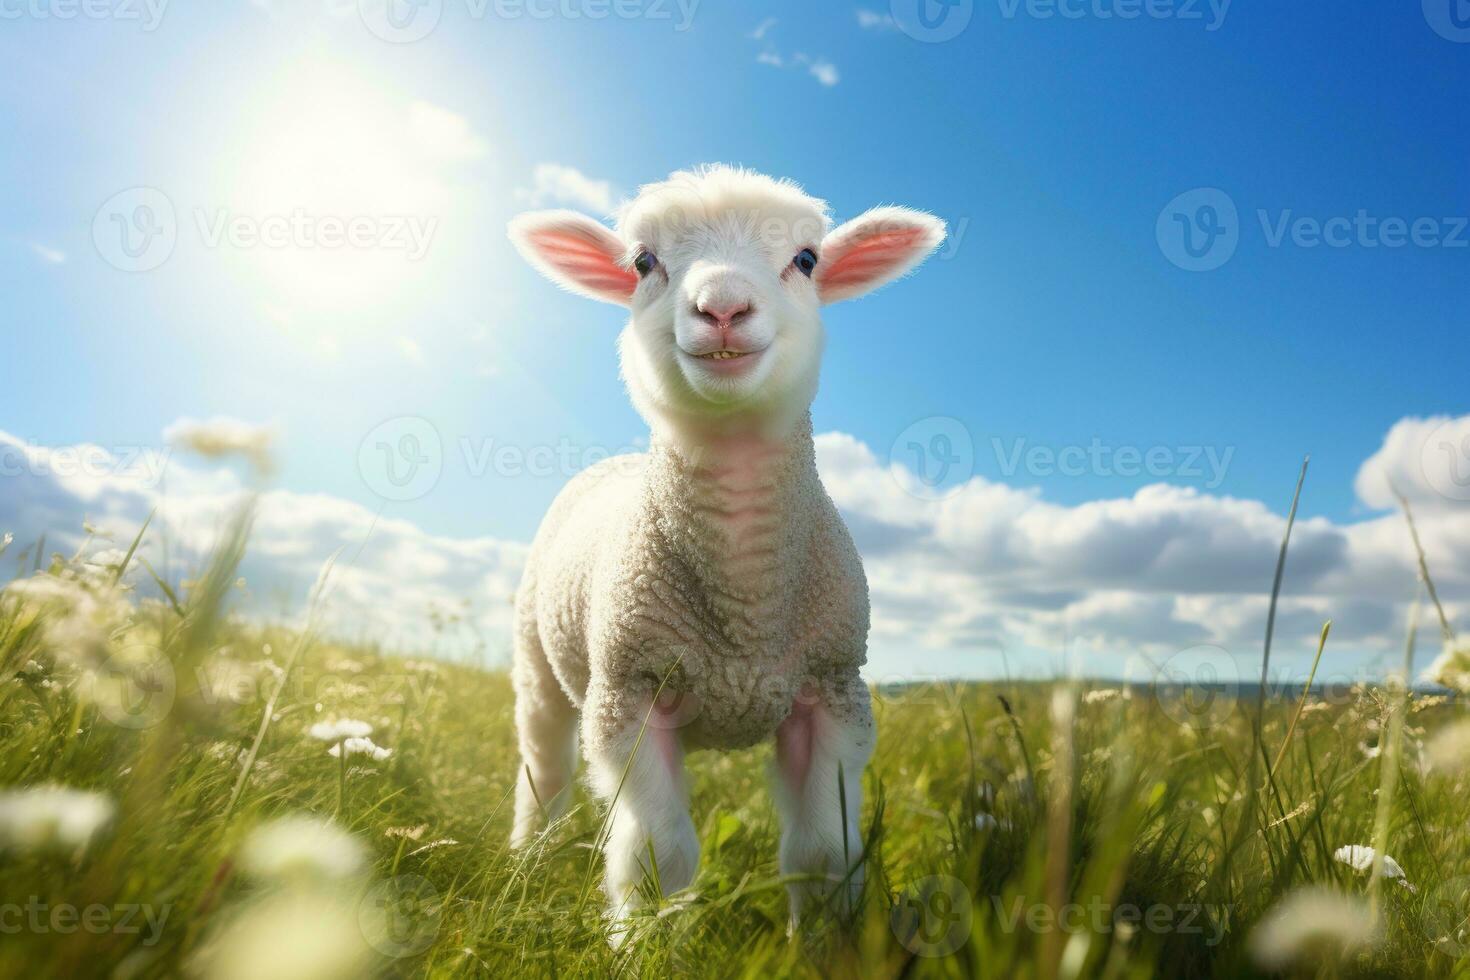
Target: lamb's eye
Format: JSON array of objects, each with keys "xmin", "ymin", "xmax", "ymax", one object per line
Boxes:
[
  {"xmin": 793, "ymin": 248, "xmax": 818, "ymax": 277},
  {"xmin": 633, "ymin": 249, "xmax": 658, "ymax": 277}
]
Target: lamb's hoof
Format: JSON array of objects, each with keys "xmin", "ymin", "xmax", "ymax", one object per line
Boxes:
[{"xmin": 605, "ymin": 907, "xmax": 637, "ymax": 950}]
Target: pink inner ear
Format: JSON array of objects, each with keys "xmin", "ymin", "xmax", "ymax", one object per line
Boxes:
[
  {"xmin": 528, "ymin": 228, "xmax": 637, "ymax": 299},
  {"xmin": 818, "ymin": 226, "xmax": 929, "ymax": 293}
]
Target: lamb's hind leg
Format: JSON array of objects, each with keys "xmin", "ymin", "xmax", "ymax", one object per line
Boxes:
[
  {"xmin": 584, "ymin": 692, "xmax": 699, "ymax": 941},
  {"xmin": 772, "ymin": 678, "xmax": 876, "ymax": 928},
  {"xmin": 510, "ymin": 627, "xmax": 579, "ymax": 848}
]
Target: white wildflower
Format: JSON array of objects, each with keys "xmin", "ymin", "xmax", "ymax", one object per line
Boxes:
[
  {"xmin": 1425, "ymin": 638, "xmax": 1470, "ymax": 693},
  {"xmin": 0, "ymin": 532, "xmax": 13, "ymax": 556},
  {"xmin": 164, "ymin": 416, "xmax": 275, "ymax": 475},
  {"xmin": 1426, "ymin": 721, "xmax": 1470, "ymax": 773},
  {"xmin": 1333, "ymin": 844, "xmax": 1415, "ymax": 890},
  {"xmin": 239, "ymin": 815, "xmax": 366, "ymax": 882},
  {"xmin": 1249, "ymin": 887, "xmax": 1378, "ymax": 970},
  {"xmin": 407, "ymin": 838, "xmax": 459, "ymax": 856},
  {"xmin": 1083, "ymin": 688, "xmax": 1121, "ymax": 705},
  {"xmin": 193, "ymin": 892, "xmax": 371, "ymax": 980},
  {"xmin": 385, "ymin": 825, "xmax": 427, "ymax": 841},
  {"xmin": 327, "ymin": 737, "xmax": 392, "ymax": 762},
  {"xmin": 86, "ymin": 548, "xmax": 130, "ymax": 571},
  {"xmin": 0, "ymin": 785, "xmax": 115, "ymax": 854},
  {"xmin": 308, "ymin": 718, "xmax": 372, "ymax": 742},
  {"xmin": 2, "ymin": 574, "xmax": 130, "ymax": 668}
]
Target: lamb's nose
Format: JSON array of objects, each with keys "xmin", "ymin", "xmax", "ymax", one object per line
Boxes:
[{"xmin": 695, "ymin": 299, "xmax": 751, "ymax": 331}]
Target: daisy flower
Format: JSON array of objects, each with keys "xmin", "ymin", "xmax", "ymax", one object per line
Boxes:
[
  {"xmin": 164, "ymin": 416, "xmax": 275, "ymax": 475},
  {"xmin": 0, "ymin": 785, "xmax": 115, "ymax": 854},
  {"xmin": 327, "ymin": 737, "xmax": 392, "ymax": 763},
  {"xmin": 1333, "ymin": 844, "xmax": 1415, "ymax": 891},
  {"xmin": 239, "ymin": 815, "xmax": 366, "ymax": 882},
  {"xmin": 1249, "ymin": 887, "xmax": 1378, "ymax": 970},
  {"xmin": 308, "ymin": 719, "xmax": 372, "ymax": 743}
]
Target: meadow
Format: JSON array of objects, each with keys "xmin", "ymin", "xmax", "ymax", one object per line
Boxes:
[{"xmin": 1, "ymin": 504, "xmax": 1468, "ymax": 980}]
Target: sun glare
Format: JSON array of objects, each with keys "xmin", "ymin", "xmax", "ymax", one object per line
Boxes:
[{"xmin": 216, "ymin": 63, "xmax": 477, "ymax": 326}]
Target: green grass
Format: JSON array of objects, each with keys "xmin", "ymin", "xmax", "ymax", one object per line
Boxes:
[{"xmin": 0, "ymin": 514, "xmax": 1467, "ymax": 979}]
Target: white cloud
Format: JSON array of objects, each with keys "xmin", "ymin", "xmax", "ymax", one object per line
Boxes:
[
  {"xmin": 515, "ymin": 163, "xmax": 617, "ymax": 215},
  {"xmin": 2, "ymin": 416, "xmax": 1466, "ymax": 677},
  {"xmin": 0, "ymin": 427, "xmax": 525, "ymax": 660},
  {"xmin": 807, "ymin": 60, "xmax": 841, "ymax": 87},
  {"xmin": 749, "ymin": 21, "xmax": 838, "ymax": 86},
  {"xmin": 29, "ymin": 243, "xmax": 66, "ymax": 265},
  {"xmin": 856, "ymin": 9, "xmax": 897, "ymax": 30},
  {"xmin": 407, "ymin": 101, "xmax": 489, "ymax": 162},
  {"xmin": 1355, "ymin": 414, "xmax": 1470, "ymax": 513}
]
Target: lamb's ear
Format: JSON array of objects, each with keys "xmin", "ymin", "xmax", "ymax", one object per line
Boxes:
[
  {"xmin": 815, "ymin": 206, "xmax": 946, "ymax": 304},
  {"xmin": 507, "ymin": 210, "xmax": 637, "ymax": 306}
]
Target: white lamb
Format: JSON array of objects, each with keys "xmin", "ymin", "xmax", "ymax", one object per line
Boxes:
[{"xmin": 506, "ymin": 165, "xmax": 945, "ymax": 933}]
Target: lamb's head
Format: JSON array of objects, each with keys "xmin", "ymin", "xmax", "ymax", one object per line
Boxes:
[{"xmin": 509, "ymin": 166, "xmax": 945, "ymax": 437}]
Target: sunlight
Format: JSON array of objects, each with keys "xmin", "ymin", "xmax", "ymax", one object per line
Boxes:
[{"xmin": 216, "ymin": 62, "xmax": 479, "ymax": 323}]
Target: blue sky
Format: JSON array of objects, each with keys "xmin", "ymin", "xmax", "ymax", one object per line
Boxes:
[{"xmin": 2, "ymin": 1, "xmax": 1467, "ymax": 682}]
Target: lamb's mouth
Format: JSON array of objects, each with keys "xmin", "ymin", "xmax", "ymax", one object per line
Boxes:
[
  {"xmin": 679, "ymin": 345, "xmax": 769, "ymax": 371},
  {"xmin": 695, "ymin": 350, "xmax": 755, "ymax": 360}
]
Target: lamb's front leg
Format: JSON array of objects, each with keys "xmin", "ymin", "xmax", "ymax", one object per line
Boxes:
[
  {"xmin": 772, "ymin": 678, "xmax": 875, "ymax": 929},
  {"xmin": 584, "ymin": 695, "xmax": 700, "ymax": 941}
]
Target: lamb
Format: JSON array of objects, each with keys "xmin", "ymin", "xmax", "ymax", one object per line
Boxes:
[{"xmin": 506, "ymin": 165, "xmax": 945, "ymax": 934}]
